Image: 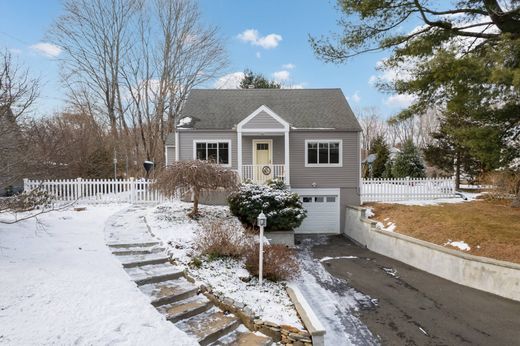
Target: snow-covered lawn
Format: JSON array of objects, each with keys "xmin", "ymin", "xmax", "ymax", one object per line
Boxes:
[
  {"xmin": 146, "ymin": 200, "xmax": 303, "ymax": 328},
  {"xmin": 0, "ymin": 205, "xmax": 195, "ymax": 345}
]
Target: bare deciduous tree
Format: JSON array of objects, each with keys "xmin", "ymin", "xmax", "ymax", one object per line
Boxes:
[
  {"xmin": 0, "ymin": 50, "xmax": 40, "ymax": 193},
  {"xmin": 49, "ymin": 0, "xmax": 139, "ymax": 138},
  {"xmin": 50, "ymin": 0, "xmax": 227, "ymax": 172},
  {"xmin": 154, "ymin": 160, "xmax": 238, "ymax": 217}
]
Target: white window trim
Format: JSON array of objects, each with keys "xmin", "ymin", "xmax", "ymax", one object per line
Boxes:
[
  {"xmin": 304, "ymin": 139, "xmax": 343, "ymax": 167},
  {"xmin": 193, "ymin": 139, "xmax": 232, "ymax": 167}
]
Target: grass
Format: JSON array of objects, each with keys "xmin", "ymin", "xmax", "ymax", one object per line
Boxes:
[{"xmin": 366, "ymin": 199, "xmax": 520, "ymax": 264}]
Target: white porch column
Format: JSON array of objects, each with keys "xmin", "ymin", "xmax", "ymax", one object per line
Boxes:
[
  {"xmin": 237, "ymin": 130, "xmax": 243, "ymax": 181},
  {"xmin": 284, "ymin": 130, "xmax": 290, "ymax": 186},
  {"xmin": 175, "ymin": 131, "xmax": 179, "ymax": 161}
]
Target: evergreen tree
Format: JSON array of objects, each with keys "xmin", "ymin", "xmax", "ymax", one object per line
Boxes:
[
  {"xmin": 392, "ymin": 140, "xmax": 425, "ymax": 178},
  {"xmin": 369, "ymin": 135, "xmax": 390, "ymax": 178},
  {"xmin": 423, "ymin": 119, "xmax": 483, "ymax": 188},
  {"xmin": 85, "ymin": 147, "xmax": 113, "ymax": 178},
  {"xmin": 239, "ymin": 69, "xmax": 281, "ymax": 89}
]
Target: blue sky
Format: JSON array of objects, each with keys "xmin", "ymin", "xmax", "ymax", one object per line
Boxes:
[{"xmin": 0, "ymin": 0, "xmax": 416, "ymax": 118}]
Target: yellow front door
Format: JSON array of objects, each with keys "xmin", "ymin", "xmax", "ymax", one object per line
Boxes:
[{"xmin": 253, "ymin": 140, "xmax": 272, "ymax": 183}]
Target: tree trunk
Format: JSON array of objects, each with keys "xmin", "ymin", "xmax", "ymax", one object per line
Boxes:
[
  {"xmin": 188, "ymin": 188, "xmax": 200, "ymax": 218},
  {"xmin": 455, "ymin": 151, "xmax": 461, "ymax": 190}
]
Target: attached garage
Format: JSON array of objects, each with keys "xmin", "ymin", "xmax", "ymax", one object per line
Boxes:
[{"xmin": 292, "ymin": 188, "xmax": 340, "ymax": 234}]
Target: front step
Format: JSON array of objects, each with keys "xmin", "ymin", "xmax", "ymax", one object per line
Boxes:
[
  {"xmin": 111, "ymin": 246, "xmax": 165, "ymax": 256},
  {"xmin": 107, "ymin": 241, "xmax": 160, "ymax": 248},
  {"xmin": 211, "ymin": 326, "xmax": 273, "ymax": 346},
  {"xmin": 139, "ymin": 277, "xmax": 198, "ymax": 306},
  {"xmin": 125, "ymin": 263, "xmax": 184, "ymax": 285},
  {"xmin": 158, "ymin": 294, "xmax": 213, "ymax": 323},
  {"xmin": 118, "ymin": 253, "xmax": 170, "ymax": 268},
  {"xmin": 177, "ymin": 308, "xmax": 241, "ymax": 346}
]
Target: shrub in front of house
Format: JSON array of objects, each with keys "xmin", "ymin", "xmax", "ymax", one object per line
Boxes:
[
  {"xmin": 244, "ymin": 244, "xmax": 299, "ymax": 281},
  {"xmin": 227, "ymin": 182, "xmax": 307, "ymax": 232},
  {"xmin": 195, "ymin": 218, "xmax": 252, "ymax": 259}
]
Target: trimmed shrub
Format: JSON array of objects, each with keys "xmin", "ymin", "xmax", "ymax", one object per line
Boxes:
[
  {"xmin": 227, "ymin": 183, "xmax": 306, "ymax": 232},
  {"xmin": 244, "ymin": 244, "xmax": 299, "ymax": 282},
  {"xmin": 194, "ymin": 219, "xmax": 252, "ymax": 259}
]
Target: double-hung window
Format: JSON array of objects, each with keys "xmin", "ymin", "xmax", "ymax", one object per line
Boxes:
[
  {"xmin": 305, "ymin": 140, "xmax": 342, "ymax": 167},
  {"xmin": 194, "ymin": 140, "xmax": 231, "ymax": 166}
]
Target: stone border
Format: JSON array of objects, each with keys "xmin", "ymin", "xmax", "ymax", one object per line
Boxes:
[
  {"xmin": 286, "ymin": 284, "xmax": 326, "ymax": 346},
  {"xmin": 187, "ymin": 273, "xmax": 312, "ymax": 345},
  {"xmin": 344, "ymin": 205, "xmax": 520, "ymax": 302}
]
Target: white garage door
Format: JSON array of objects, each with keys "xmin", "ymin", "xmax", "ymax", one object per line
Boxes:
[{"xmin": 293, "ymin": 189, "xmax": 340, "ymax": 234}]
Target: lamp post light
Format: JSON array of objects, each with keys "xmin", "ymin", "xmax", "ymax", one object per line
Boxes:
[{"xmin": 257, "ymin": 211, "xmax": 267, "ymax": 286}]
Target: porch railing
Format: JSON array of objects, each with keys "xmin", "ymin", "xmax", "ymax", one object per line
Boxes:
[{"xmin": 242, "ymin": 164, "xmax": 286, "ymax": 184}]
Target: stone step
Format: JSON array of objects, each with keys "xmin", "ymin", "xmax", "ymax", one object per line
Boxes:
[
  {"xmin": 111, "ymin": 246, "xmax": 165, "ymax": 256},
  {"xmin": 126, "ymin": 263, "xmax": 184, "ymax": 285},
  {"xmin": 119, "ymin": 253, "xmax": 170, "ymax": 268},
  {"xmin": 211, "ymin": 326, "xmax": 273, "ymax": 346},
  {"xmin": 158, "ymin": 294, "xmax": 213, "ymax": 323},
  {"xmin": 139, "ymin": 277, "xmax": 198, "ymax": 307},
  {"xmin": 107, "ymin": 241, "xmax": 161, "ymax": 248},
  {"xmin": 176, "ymin": 308, "xmax": 241, "ymax": 346}
]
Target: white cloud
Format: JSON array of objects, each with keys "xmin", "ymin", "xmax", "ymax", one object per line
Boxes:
[
  {"xmin": 30, "ymin": 42, "xmax": 62, "ymax": 58},
  {"xmin": 237, "ymin": 29, "xmax": 282, "ymax": 49},
  {"xmin": 213, "ymin": 72, "xmax": 244, "ymax": 89},
  {"xmin": 385, "ymin": 94, "xmax": 416, "ymax": 108},
  {"xmin": 273, "ymin": 70, "xmax": 290, "ymax": 82},
  {"xmin": 282, "ymin": 63, "xmax": 295, "ymax": 70},
  {"xmin": 347, "ymin": 91, "xmax": 361, "ymax": 103},
  {"xmin": 256, "ymin": 51, "xmax": 261, "ymax": 59}
]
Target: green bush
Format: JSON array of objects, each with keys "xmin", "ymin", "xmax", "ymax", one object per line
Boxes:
[{"xmin": 227, "ymin": 182, "xmax": 306, "ymax": 232}]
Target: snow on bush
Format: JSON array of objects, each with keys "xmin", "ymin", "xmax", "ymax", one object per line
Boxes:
[{"xmin": 227, "ymin": 181, "xmax": 306, "ymax": 232}]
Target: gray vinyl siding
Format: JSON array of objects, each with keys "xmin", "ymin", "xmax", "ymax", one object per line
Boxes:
[
  {"xmin": 242, "ymin": 111, "xmax": 285, "ymax": 129},
  {"xmin": 242, "ymin": 136, "xmax": 285, "ymax": 165},
  {"xmin": 289, "ymin": 131, "xmax": 360, "ymax": 189},
  {"xmin": 165, "ymin": 146, "xmax": 175, "ymax": 166},
  {"xmin": 340, "ymin": 187, "xmax": 361, "ymax": 231},
  {"xmin": 178, "ymin": 131, "xmax": 238, "ymax": 169}
]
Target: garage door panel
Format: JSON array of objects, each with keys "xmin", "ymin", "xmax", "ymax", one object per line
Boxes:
[{"xmin": 293, "ymin": 189, "xmax": 340, "ymax": 234}]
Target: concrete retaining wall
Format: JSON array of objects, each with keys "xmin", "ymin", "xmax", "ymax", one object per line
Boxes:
[{"xmin": 344, "ymin": 205, "xmax": 520, "ymax": 302}]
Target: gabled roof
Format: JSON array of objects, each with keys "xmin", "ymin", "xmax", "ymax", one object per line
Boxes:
[{"xmin": 177, "ymin": 89, "xmax": 361, "ymax": 131}]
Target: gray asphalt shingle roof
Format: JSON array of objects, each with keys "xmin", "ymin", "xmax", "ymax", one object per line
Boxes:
[{"xmin": 177, "ymin": 88, "xmax": 361, "ymax": 131}]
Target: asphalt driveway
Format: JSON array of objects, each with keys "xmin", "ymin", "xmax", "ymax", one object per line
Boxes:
[{"xmin": 297, "ymin": 235, "xmax": 520, "ymax": 346}]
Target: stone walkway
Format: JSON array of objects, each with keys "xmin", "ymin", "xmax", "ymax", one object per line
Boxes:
[{"xmin": 104, "ymin": 205, "xmax": 272, "ymax": 346}]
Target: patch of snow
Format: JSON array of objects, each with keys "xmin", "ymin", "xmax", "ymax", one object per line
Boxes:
[
  {"xmin": 444, "ymin": 239, "xmax": 471, "ymax": 251},
  {"xmin": 146, "ymin": 200, "xmax": 302, "ymax": 328},
  {"xmin": 382, "ymin": 267, "xmax": 399, "ymax": 278},
  {"xmin": 177, "ymin": 117, "xmax": 192, "ymax": 127},
  {"xmin": 376, "ymin": 221, "xmax": 396, "ymax": 232},
  {"xmin": 320, "ymin": 256, "xmax": 358, "ymax": 262},
  {"xmin": 365, "ymin": 208, "xmax": 374, "ymax": 218},
  {"xmin": 0, "ymin": 205, "xmax": 196, "ymax": 345}
]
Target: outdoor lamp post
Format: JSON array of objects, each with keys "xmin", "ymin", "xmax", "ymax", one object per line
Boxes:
[{"xmin": 257, "ymin": 211, "xmax": 267, "ymax": 286}]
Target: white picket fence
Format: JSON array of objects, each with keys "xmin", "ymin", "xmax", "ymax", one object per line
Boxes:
[
  {"xmin": 362, "ymin": 177, "xmax": 456, "ymax": 203},
  {"xmin": 24, "ymin": 178, "xmax": 166, "ymax": 204}
]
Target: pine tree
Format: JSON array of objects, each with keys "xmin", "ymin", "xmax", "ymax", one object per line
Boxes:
[
  {"xmin": 369, "ymin": 135, "xmax": 390, "ymax": 178},
  {"xmin": 239, "ymin": 69, "xmax": 281, "ymax": 89},
  {"xmin": 392, "ymin": 140, "xmax": 425, "ymax": 178}
]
